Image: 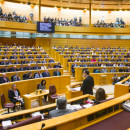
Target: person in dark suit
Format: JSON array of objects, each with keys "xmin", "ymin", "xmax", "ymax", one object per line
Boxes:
[
  {"xmin": 53, "ymin": 68, "xmax": 61, "ymax": 76},
  {"xmin": 20, "ymin": 54, "xmax": 26, "ymax": 59},
  {"xmin": 8, "ymin": 84, "xmax": 24, "ymax": 111},
  {"xmin": 71, "ymin": 62, "xmax": 78, "ymax": 76},
  {"xmin": 0, "ymin": 73, "xmax": 10, "ymax": 83},
  {"xmin": 81, "ymin": 70, "xmax": 94, "ymax": 95},
  {"xmin": 26, "ymin": 64, "xmax": 33, "ymax": 70},
  {"xmin": 42, "ymin": 69, "xmax": 50, "ymax": 77},
  {"xmin": 33, "ymin": 63, "xmax": 40, "ymax": 70},
  {"xmin": 1, "ymin": 66, "xmax": 10, "ymax": 73},
  {"xmin": 53, "ymin": 63, "xmax": 62, "ymax": 68},
  {"xmin": 21, "ymin": 59, "xmax": 29, "ymax": 64},
  {"xmin": 19, "ymin": 64, "xmax": 25, "ymax": 71},
  {"xmin": 11, "ymin": 66, "xmax": 18, "ymax": 72},
  {"xmin": 13, "ymin": 72, "xmax": 21, "ymax": 81},
  {"xmin": 14, "ymin": 59, "xmax": 20, "ymax": 64},
  {"xmin": 28, "ymin": 54, "xmax": 34, "ymax": 59},
  {"xmin": 49, "ymin": 58, "xmax": 55, "ymax": 63},
  {"xmin": 36, "ymin": 54, "xmax": 42, "ymax": 59},
  {"xmin": 49, "ymin": 97, "xmax": 74, "ymax": 118},
  {"xmin": 10, "ymin": 54, "xmax": 17, "ymax": 59}
]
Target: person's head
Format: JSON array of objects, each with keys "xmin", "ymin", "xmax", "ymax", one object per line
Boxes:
[
  {"xmin": 37, "ymin": 71, "xmax": 41, "ymax": 74},
  {"xmin": 45, "ymin": 69, "xmax": 48, "ymax": 72},
  {"xmin": 2, "ymin": 73, "xmax": 6, "ymax": 78},
  {"xmin": 57, "ymin": 97, "xmax": 67, "ymax": 110},
  {"xmin": 11, "ymin": 84, "xmax": 17, "ymax": 91},
  {"xmin": 41, "ymin": 80, "xmax": 46, "ymax": 86},
  {"xmin": 56, "ymin": 68, "xmax": 59, "ymax": 71},
  {"xmin": 28, "ymin": 71, "xmax": 32, "ymax": 76},
  {"xmin": 83, "ymin": 70, "xmax": 89, "ymax": 77},
  {"xmin": 95, "ymin": 88, "xmax": 106, "ymax": 101},
  {"xmin": 16, "ymin": 72, "xmax": 20, "ymax": 77}
]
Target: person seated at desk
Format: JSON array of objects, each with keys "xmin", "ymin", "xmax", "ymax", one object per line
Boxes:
[
  {"xmin": 49, "ymin": 58, "xmax": 54, "ymax": 63},
  {"xmin": 104, "ymin": 58, "xmax": 109, "ymax": 62},
  {"xmin": 49, "ymin": 97, "xmax": 75, "ymax": 118},
  {"xmin": 53, "ymin": 68, "xmax": 61, "ymax": 76},
  {"xmin": 112, "ymin": 74, "xmax": 119, "ymax": 85},
  {"xmin": 27, "ymin": 71, "xmax": 33, "ymax": 79},
  {"xmin": 6, "ymin": 59, "xmax": 13, "ymax": 65},
  {"xmin": 1, "ymin": 66, "xmax": 10, "ymax": 73},
  {"xmin": 41, "ymin": 63, "xmax": 47, "ymax": 70},
  {"xmin": 37, "ymin": 58, "xmax": 41, "ymax": 63},
  {"xmin": 0, "ymin": 73, "xmax": 10, "ymax": 83},
  {"xmin": 14, "ymin": 59, "xmax": 20, "ymax": 64},
  {"xmin": 110, "ymin": 67, "xmax": 117, "ymax": 73},
  {"xmin": 113, "ymin": 62, "xmax": 118, "ymax": 67},
  {"xmin": 26, "ymin": 64, "xmax": 33, "ymax": 70},
  {"xmin": 34, "ymin": 51, "xmax": 38, "ymax": 54},
  {"xmin": 9, "ymin": 84, "xmax": 24, "ymax": 111},
  {"xmin": 21, "ymin": 59, "xmax": 29, "ymax": 64},
  {"xmin": 2, "ymin": 55, "xmax": 8, "ymax": 59},
  {"xmin": 33, "ymin": 63, "xmax": 40, "ymax": 70},
  {"xmin": 44, "ymin": 54, "xmax": 49, "ymax": 58},
  {"xmin": 35, "ymin": 71, "xmax": 43, "ymax": 78},
  {"xmin": 98, "ymin": 58, "xmax": 103, "ymax": 62},
  {"xmin": 19, "ymin": 64, "xmax": 25, "ymax": 71},
  {"xmin": 53, "ymin": 63, "xmax": 62, "ymax": 68},
  {"xmin": 48, "ymin": 63, "xmax": 53, "ymax": 69},
  {"xmin": 119, "ymin": 63, "xmax": 125, "ymax": 67},
  {"xmin": 27, "ymin": 50, "xmax": 32, "ymax": 54},
  {"xmin": 28, "ymin": 54, "xmax": 34, "ymax": 59},
  {"xmin": 116, "ymin": 58, "xmax": 122, "ymax": 62},
  {"xmin": 20, "ymin": 54, "xmax": 26, "ymax": 59},
  {"xmin": 95, "ymin": 68, "xmax": 101, "ymax": 73},
  {"xmin": 89, "ymin": 63, "xmax": 95, "ymax": 67},
  {"xmin": 41, "ymin": 59, "xmax": 47, "ymax": 63},
  {"xmin": 106, "ymin": 62, "xmax": 113, "ymax": 67},
  {"xmin": 87, "ymin": 58, "xmax": 90, "ymax": 62},
  {"xmin": 11, "ymin": 66, "xmax": 18, "ymax": 72},
  {"xmin": 111, "ymin": 59, "xmax": 115, "ymax": 62},
  {"xmin": 38, "ymin": 80, "xmax": 47, "ymax": 101},
  {"xmin": 42, "ymin": 69, "xmax": 50, "ymax": 77},
  {"xmin": 29, "ymin": 59, "xmax": 36, "ymax": 64},
  {"xmin": 80, "ymin": 62, "xmax": 85, "ymax": 67},
  {"xmin": 71, "ymin": 62, "xmax": 78, "ymax": 77},
  {"xmin": 81, "ymin": 58, "xmax": 86, "ymax": 62},
  {"xmin": 126, "ymin": 67, "xmax": 130, "ymax": 72},
  {"xmin": 36, "ymin": 54, "xmax": 42, "ymax": 59},
  {"xmin": 101, "ymin": 68, "xmax": 108, "ymax": 73},
  {"xmin": 10, "ymin": 54, "xmax": 18, "ymax": 59},
  {"xmin": 13, "ymin": 72, "xmax": 21, "ymax": 81},
  {"xmin": 74, "ymin": 58, "xmax": 80, "ymax": 62}
]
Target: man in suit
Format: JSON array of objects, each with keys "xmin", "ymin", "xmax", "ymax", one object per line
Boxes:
[
  {"xmin": 71, "ymin": 62, "xmax": 78, "ymax": 76},
  {"xmin": 35, "ymin": 71, "xmax": 43, "ymax": 78},
  {"xmin": 21, "ymin": 59, "xmax": 29, "ymax": 64},
  {"xmin": 110, "ymin": 67, "xmax": 117, "ymax": 73},
  {"xmin": 1, "ymin": 73, "xmax": 10, "ymax": 83},
  {"xmin": 29, "ymin": 59, "xmax": 36, "ymax": 64},
  {"xmin": 33, "ymin": 63, "xmax": 40, "ymax": 70},
  {"xmin": 10, "ymin": 54, "xmax": 17, "ymax": 59},
  {"xmin": 14, "ymin": 59, "xmax": 20, "ymax": 64},
  {"xmin": 42, "ymin": 69, "xmax": 50, "ymax": 77},
  {"xmin": 13, "ymin": 72, "xmax": 21, "ymax": 81},
  {"xmin": 28, "ymin": 54, "xmax": 34, "ymax": 59},
  {"xmin": 11, "ymin": 66, "xmax": 18, "ymax": 72},
  {"xmin": 49, "ymin": 58, "xmax": 55, "ymax": 63},
  {"xmin": 49, "ymin": 97, "xmax": 75, "ymax": 118},
  {"xmin": 36, "ymin": 54, "xmax": 42, "ymax": 59},
  {"xmin": 1, "ymin": 66, "xmax": 10, "ymax": 73},
  {"xmin": 26, "ymin": 64, "xmax": 33, "ymax": 70},
  {"xmin": 53, "ymin": 68, "xmax": 61, "ymax": 76},
  {"xmin": 19, "ymin": 64, "xmax": 25, "ymax": 71},
  {"xmin": 81, "ymin": 70, "xmax": 94, "ymax": 95},
  {"xmin": 101, "ymin": 68, "xmax": 108, "ymax": 73},
  {"xmin": 20, "ymin": 54, "xmax": 26, "ymax": 59}
]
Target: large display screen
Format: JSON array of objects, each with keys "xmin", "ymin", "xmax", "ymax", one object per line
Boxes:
[{"xmin": 37, "ymin": 22, "xmax": 55, "ymax": 33}]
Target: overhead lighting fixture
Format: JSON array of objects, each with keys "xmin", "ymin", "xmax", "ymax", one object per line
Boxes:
[
  {"xmin": 84, "ymin": 9, "xmax": 87, "ymax": 10},
  {"xmin": 54, "ymin": 6, "xmax": 57, "ymax": 8}
]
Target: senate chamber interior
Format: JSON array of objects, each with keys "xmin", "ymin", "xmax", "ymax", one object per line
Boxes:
[{"xmin": 0, "ymin": 0, "xmax": 130, "ymax": 130}]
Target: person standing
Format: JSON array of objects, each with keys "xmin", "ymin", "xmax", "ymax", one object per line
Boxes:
[{"xmin": 81, "ymin": 70, "xmax": 94, "ymax": 95}]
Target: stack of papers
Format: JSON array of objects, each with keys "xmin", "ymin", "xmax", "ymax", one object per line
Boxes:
[
  {"xmin": 66, "ymin": 104, "xmax": 82, "ymax": 110},
  {"xmin": 71, "ymin": 87, "xmax": 81, "ymax": 91},
  {"xmin": 82, "ymin": 104, "xmax": 93, "ymax": 108}
]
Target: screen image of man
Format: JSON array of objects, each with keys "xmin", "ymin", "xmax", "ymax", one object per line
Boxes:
[{"xmin": 81, "ymin": 70, "xmax": 94, "ymax": 95}]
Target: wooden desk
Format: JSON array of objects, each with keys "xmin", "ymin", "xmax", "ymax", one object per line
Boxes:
[
  {"xmin": 75, "ymin": 67, "xmax": 130, "ymax": 83},
  {"xmin": 12, "ymin": 93, "xmax": 130, "ymax": 130},
  {"xmin": 114, "ymin": 76, "xmax": 130, "ymax": 98},
  {"xmin": 23, "ymin": 91, "xmax": 49, "ymax": 109}
]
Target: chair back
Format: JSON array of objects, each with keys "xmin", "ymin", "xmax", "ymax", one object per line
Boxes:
[
  {"xmin": 11, "ymin": 75, "xmax": 15, "ymax": 82},
  {"xmin": 37, "ymin": 84, "xmax": 40, "ymax": 89},
  {"xmin": 8, "ymin": 89, "xmax": 12, "ymax": 99},
  {"xmin": 49, "ymin": 85, "xmax": 56, "ymax": 95},
  {"xmin": 1, "ymin": 94, "xmax": 6, "ymax": 108}
]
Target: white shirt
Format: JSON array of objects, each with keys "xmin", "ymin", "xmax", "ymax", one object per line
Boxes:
[{"xmin": 41, "ymin": 66, "xmax": 47, "ymax": 70}]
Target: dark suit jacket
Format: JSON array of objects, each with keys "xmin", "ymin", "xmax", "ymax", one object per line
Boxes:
[
  {"xmin": 19, "ymin": 67, "xmax": 25, "ymax": 71},
  {"xmin": 0, "ymin": 77, "xmax": 10, "ymax": 83},
  {"xmin": 20, "ymin": 56, "xmax": 26, "ymax": 59},
  {"xmin": 81, "ymin": 75, "xmax": 94, "ymax": 95},
  {"xmin": 42, "ymin": 72, "xmax": 50, "ymax": 77},
  {"xmin": 9, "ymin": 89, "xmax": 20, "ymax": 101},
  {"xmin": 33, "ymin": 66, "xmax": 40, "ymax": 70},
  {"xmin": 1, "ymin": 68, "xmax": 10, "ymax": 73},
  {"xmin": 53, "ymin": 71, "xmax": 61, "ymax": 76}
]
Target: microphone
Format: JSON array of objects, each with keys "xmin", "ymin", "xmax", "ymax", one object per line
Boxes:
[{"xmin": 41, "ymin": 123, "xmax": 45, "ymax": 130}]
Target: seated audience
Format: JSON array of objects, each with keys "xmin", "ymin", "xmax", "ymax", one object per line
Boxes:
[
  {"xmin": 35, "ymin": 71, "xmax": 43, "ymax": 78},
  {"xmin": 33, "ymin": 63, "xmax": 40, "ymax": 70},
  {"xmin": 53, "ymin": 68, "xmax": 61, "ymax": 76},
  {"xmin": 29, "ymin": 59, "xmax": 35, "ymax": 64},
  {"xmin": 0, "ymin": 73, "xmax": 10, "ymax": 83},
  {"xmin": 26, "ymin": 64, "xmax": 33, "ymax": 70},
  {"xmin": 14, "ymin": 59, "xmax": 20, "ymax": 64},
  {"xmin": 53, "ymin": 63, "xmax": 62, "ymax": 68},
  {"xmin": 1, "ymin": 65, "xmax": 10, "ymax": 73},
  {"xmin": 110, "ymin": 67, "xmax": 117, "ymax": 73},
  {"xmin": 19, "ymin": 64, "xmax": 25, "ymax": 71},
  {"xmin": 28, "ymin": 71, "xmax": 33, "ymax": 79},
  {"xmin": 41, "ymin": 59, "xmax": 47, "ymax": 63},
  {"xmin": 49, "ymin": 58, "xmax": 54, "ymax": 63},
  {"xmin": 42, "ymin": 69, "xmax": 50, "ymax": 77},
  {"xmin": 49, "ymin": 97, "xmax": 75, "ymax": 118},
  {"xmin": 101, "ymin": 68, "xmax": 108, "ymax": 73},
  {"xmin": 41, "ymin": 64, "xmax": 47, "ymax": 70},
  {"xmin": 48, "ymin": 63, "xmax": 53, "ymax": 69},
  {"xmin": 8, "ymin": 84, "xmax": 24, "ymax": 111},
  {"xmin": 11, "ymin": 66, "xmax": 18, "ymax": 72},
  {"xmin": 112, "ymin": 74, "xmax": 119, "ymax": 85}
]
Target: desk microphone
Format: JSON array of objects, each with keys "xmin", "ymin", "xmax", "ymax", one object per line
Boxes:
[{"xmin": 41, "ymin": 123, "xmax": 45, "ymax": 130}]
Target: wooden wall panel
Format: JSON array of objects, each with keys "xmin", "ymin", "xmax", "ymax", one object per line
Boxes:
[{"xmin": 0, "ymin": 37, "xmax": 36, "ymax": 47}]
